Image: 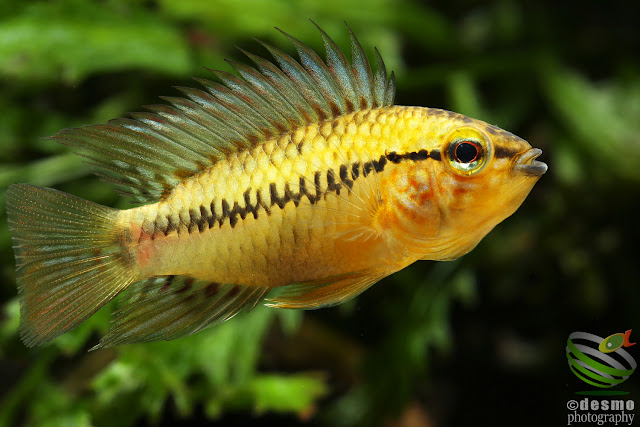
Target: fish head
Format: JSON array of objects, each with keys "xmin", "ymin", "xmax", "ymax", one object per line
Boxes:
[
  {"xmin": 438, "ymin": 120, "xmax": 547, "ymax": 225},
  {"xmin": 379, "ymin": 112, "xmax": 546, "ymax": 261}
]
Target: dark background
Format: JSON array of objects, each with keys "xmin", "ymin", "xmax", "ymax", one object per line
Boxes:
[{"xmin": 1, "ymin": 0, "xmax": 639, "ymax": 426}]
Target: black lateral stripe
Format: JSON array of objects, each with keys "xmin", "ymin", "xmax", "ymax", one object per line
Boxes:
[
  {"xmin": 351, "ymin": 162, "xmax": 360, "ymax": 180},
  {"xmin": 244, "ymin": 189, "xmax": 258, "ymax": 219},
  {"xmin": 297, "ymin": 177, "xmax": 309, "ymax": 204},
  {"xmin": 363, "ymin": 161, "xmax": 373, "ymax": 177},
  {"xmin": 326, "ymin": 169, "xmax": 342, "ymax": 195},
  {"xmin": 290, "ymin": 182, "xmax": 302, "ymax": 206},
  {"xmin": 494, "ymin": 145, "xmax": 521, "ymax": 158},
  {"xmin": 339, "ymin": 164, "xmax": 354, "ymax": 190},
  {"xmin": 198, "ymin": 205, "xmax": 209, "ymax": 232},
  {"xmin": 409, "ymin": 149, "xmax": 429, "ymax": 161},
  {"xmin": 257, "ymin": 189, "xmax": 271, "ymax": 215},
  {"xmin": 187, "ymin": 208, "xmax": 202, "ymax": 233},
  {"xmin": 301, "ymin": 175, "xmax": 320, "ymax": 204},
  {"xmin": 179, "ymin": 147, "xmax": 440, "ymax": 232},
  {"xmin": 387, "ymin": 149, "xmax": 439, "ymax": 164},
  {"xmin": 313, "ymin": 171, "xmax": 322, "ymax": 202},
  {"xmin": 229, "ymin": 201, "xmax": 240, "ymax": 227},
  {"xmin": 387, "ymin": 151, "xmax": 402, "ymax": 163},
  {"xmin": 208, "ymin": 200, "xmax": 217, "ymax": 228},
  {"xmin": 270, "ymin": 183, "xmax": 287, "ymax": 209},
  {"xmin": 339, "ymin": 164, "xmax": 348, "ymax": 182},
  {"xmin": 165, "ymin": 213, "xmax": 180, "ymax": 235},
  {"xmin": 236, "ymin": 200, "xmax": 247, "ymax": 220},
  {"xmin": 284, "ymin": 183, "xmax": 296, "ymax": 207},
  {"xmin": 220, "ymin": 199, "xmax": 231, "ymax": 227}
]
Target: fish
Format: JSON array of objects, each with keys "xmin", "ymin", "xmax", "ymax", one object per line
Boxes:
[{"xmin": 5, "ymin": 23, "xmax": 547, "ymax": 349}]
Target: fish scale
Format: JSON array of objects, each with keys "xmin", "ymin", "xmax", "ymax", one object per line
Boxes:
[
  {"xmin": 127, "ymin": 108, "xmax": 395, "ymax": 282},
  {"xmin": 5, "ymin": 24, "xmax": 546, "ymax": 348}
]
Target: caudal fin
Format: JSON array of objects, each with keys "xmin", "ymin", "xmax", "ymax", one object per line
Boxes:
[{"xmin": 6, "ymin": 184, "xmax": 137, "ymax": 347}]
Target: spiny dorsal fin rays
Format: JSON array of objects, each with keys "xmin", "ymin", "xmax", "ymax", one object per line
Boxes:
[
  {"xmin": 312, "ymin": 22, "xmax": 360, "ymax": 111},
  {"xmin": 52, "ymin": 23, "xmax": 395, "ymax": 204},
  {"xmin": 240, "ymin": 48, "xmax": 321, "ymax": 123},
  {"xmin": 115, "ymin": 118, "xmax": 211, "ymax": 165},
  {"xmin": 57, "ymin": 123, "xmax": 193, "ymax": 181},
  {"xmin": 197, "ymin": 70, "xmax": 292, "ymax": 132},
  {"xmin": 250, "ymin": 41, "xmax": 333, "ymax": 121},
  {"xmin": 127, "ymin": 111, "xmax": 226, "ymax": 160},
  {"xmin": 175, "ymin": 85, "xmax": 274, "ymax": 144},
  {"xmin": 276, "ymin": 28, "xmax": 349, "ymax": 115},
  {"xmin": 314, "ymin": 21, "xmax": 394, "ymax": 109},
  {"xmin": 346, "ymin": 24, "xmax": 375, "ymax": 108},
  {"xmin": 225, "ymin": 60, "xmax": 309, "ymax": 128},
  {"xmin": 373, "ymin": 48, "xmax": 388, "ymax": 107},
  {"xmin": 384, "ymin": 69, "xmax": 396, "ymax": 107},
  {"xmin": 163, "ymin": 91, "xmax": 258, "ymax": 150},
  {"xmin": 144, "ymin": 102, "xmax": 239, "ymax": 155},
  {"xmin": 157, "ymin": 95, "xmax": 252, "ymax": 149}
]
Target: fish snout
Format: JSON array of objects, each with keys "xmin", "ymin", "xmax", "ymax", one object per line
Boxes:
[{"xmin": 515, "ymin": 148, "xmax": 547, "ymax": 176}]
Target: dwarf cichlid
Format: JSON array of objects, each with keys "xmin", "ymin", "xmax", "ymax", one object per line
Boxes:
[{"xmin": 6, "ymin": 23, "xmax": 547, "ymax": 349}]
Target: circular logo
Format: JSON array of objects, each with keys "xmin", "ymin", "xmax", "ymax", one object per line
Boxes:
[{"xmin": 566, "ymin": 332, "xmax": 637, "ymax": 388}]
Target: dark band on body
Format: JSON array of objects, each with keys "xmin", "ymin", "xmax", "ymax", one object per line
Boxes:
[
  {"xmin": 153, "ymin": 148, "xmax": 440, "ymax": 235},
  {"xmin": 494, "ymin": 145, "xmax": 522, "ymax": 159}
]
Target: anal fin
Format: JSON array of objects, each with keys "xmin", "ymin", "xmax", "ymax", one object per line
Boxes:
[
  {"xmin": 265, "ymin": 269, "xmax": 386, "ymax": 310},
  {"xmin": 93, "ymin": 276, "xmax": 269, "ymax": 349}
]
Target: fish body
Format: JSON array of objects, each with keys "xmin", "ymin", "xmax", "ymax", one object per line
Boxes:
[{"xmin": 6, "ymin": 25, "xmax": 546, "ymax": 348}]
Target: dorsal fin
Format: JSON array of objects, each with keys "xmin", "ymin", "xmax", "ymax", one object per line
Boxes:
[{"xmin": 52, "ymin": 22, "xmax": 396, "ymax": 204}]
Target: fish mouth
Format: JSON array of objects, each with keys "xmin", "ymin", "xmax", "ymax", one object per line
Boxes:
[{"xmin": 515, "ymin": 148, "xmax": 547, "ymax": 176}]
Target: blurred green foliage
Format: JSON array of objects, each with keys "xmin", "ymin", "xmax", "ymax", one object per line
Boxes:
[{"xmin": 1, "ymin": 0, "xmax": 639, "ymax": 426}]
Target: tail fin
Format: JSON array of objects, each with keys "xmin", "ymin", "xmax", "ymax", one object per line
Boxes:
[{"xmin": 6, "ymin": 184, "xmax": 137, "ymax": 347}]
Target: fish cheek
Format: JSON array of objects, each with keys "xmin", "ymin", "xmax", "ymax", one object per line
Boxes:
[
  {"xmin": 499, "ymin": 173, "xmax": 541, "ymax": 218},
  {"xmin": 376, "ymin": 165, "xmax": 442, "ymax": 241},
  {"xmin": 453, "ymin": 165, "xmax": 526, "ymax": 234},
  {"xmin": 478, "ymin": 160, "xmax": 533, "ymax": 219}
]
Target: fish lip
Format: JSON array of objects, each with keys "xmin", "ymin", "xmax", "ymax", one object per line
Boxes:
[{"xmin": 515, "ymin": 148, "xmax": 547, "ymax": 176}]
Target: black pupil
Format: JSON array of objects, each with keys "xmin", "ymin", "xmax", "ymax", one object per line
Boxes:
[{"xmin": 455, "ymin": 142, "xmax": 479, "ymax": 163}]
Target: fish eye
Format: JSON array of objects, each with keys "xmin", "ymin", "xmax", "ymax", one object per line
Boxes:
[
  {"xmin": 453, "ymin": 141, "xmax": 480, "ymax": 164},
  {"xmin": 444, "ymin": 132, "xmax": 491, "ymax": 176}
]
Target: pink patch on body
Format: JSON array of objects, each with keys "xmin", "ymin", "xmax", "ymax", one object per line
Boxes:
[{"xmin": 129, "ymin": 223, "xmax": 158, "ymax": 270}]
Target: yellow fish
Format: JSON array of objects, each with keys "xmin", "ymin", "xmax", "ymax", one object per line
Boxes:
[{"xmin": 5, "ymin": 24, "xmax": 546, "ymax": 348}]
